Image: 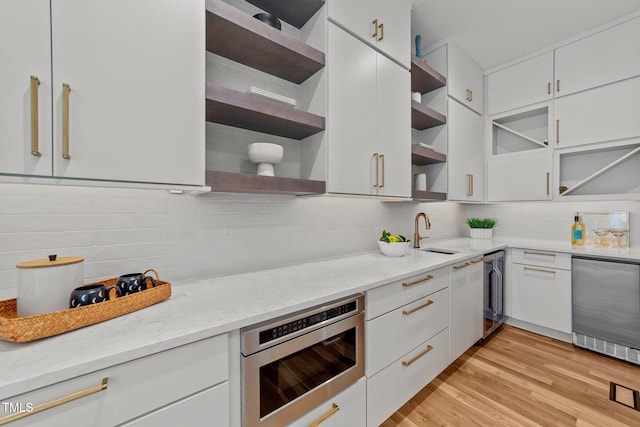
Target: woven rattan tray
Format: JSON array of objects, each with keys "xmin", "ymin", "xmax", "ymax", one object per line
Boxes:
[{"xmin": 0, "ymin": 271, "xmax": 171, "ymax": 343}]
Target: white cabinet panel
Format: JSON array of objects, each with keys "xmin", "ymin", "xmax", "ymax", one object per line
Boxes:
[
  {"xmin": 487, "ymin": 150, "xmax": 552, "ymax": 201},
  {"xmin": 0, "ymin": 0, "xmax": 52, "ymax": 177},
  {"xmin": 555, "ymin": 16, "xmax": 640, "ymax": 97},
  {"xmin": 447, "ymin": 43, "xmax": 484, "ymax": 114},
  {"xmin": 449, "ymin": 257, "xmax": 484, "ymax": 363},
  {"xmin": 288, "ymin": 378, "xmax": 366, "ymax": 427},
  {"xmin": 447, "ymin": 99, "xmax": 484, "ymax": 201},
  {"xmin": 554, "ymin": 76, "xmax": 640, "ymax": 148},
  {"xmin": 511, "ymin": 249, "xmax": 572, "ymax": 270},
  {"xmin": 487, "ymin": 51, "xmax": 554, "ymax": 115},
  {"xmin": 512, "ymin": 263, "xmax": 572, "ymax": 334}
]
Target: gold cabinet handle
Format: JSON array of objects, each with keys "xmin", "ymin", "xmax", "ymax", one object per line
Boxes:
[
  {"xmin": 403, "ymin": 274, "xmax": 434, "ymax": 287},
  {"xmin": 373, "ymin": 153, "xmax": 379, "ymax": 188},
  {"xmin": 547, "ymin": 82, "xmax": 551, "ymax": 95},
  {"xmin": 523, "ymin": 250, "xmax": 555, "ymax": 257},
  {"xmin": 402, "ymin": 345, "xmax": 433, "ymax": 367},
  {"xmin": 470, "ymin": 257, "xmax": 484, "ymax": 264},
  {"xmin": 372, "ymin": 19, "xmax": 378, "ymax": 38},
  {"xmin": 524, "ymin": 266, "xmax": 556, "ymax": 275},
  {"xmin": 466, "ymin": 174, "xmax": 473, "ymax": 196},
  {"xmin": 0, "ymin": 378, "xmax": 108, "ymax": 425},
  {"xmin": 62, "ymin": 83, "xmax": 71, "ymax": 160},
  {"xmin": 556, "ymin": 119, "xmax": 560, "ymax": 145},
  {"xmin": 30, "ymin": 76, "xmax": 41, "ymax": 157},
  {"xmin": 453, "ymin": 262, "xmax": 471, "ymax": 270},
  {"xmin": 546, "ymin": 172, "xmax": 550, "ymax": 196},
  {"xmin": 402, "ymin": 299, "xmax": 434, "ymax": 316},
  {"xmin": 556, "ymin": 79, "xmax": 560, "ymax": 92},
  {"xmin": 378, "ymin": 22, "xmax": 384, "ymax": 41},
  {"xmin": 308, "ymin": 403, "xmax": 340, "ymax": 427},
  {"xmin": 466, "ymin": 89, "xmax": 473, "ymax": 102},
  {"xmin": 379, "ymin": 154, "xmax": 385, "ymax": 188}
]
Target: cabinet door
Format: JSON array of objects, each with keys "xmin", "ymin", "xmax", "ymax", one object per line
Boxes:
[
  {"xmin": 555, "ymin": 16, "xmax": 640, "ymax": 97},
  {"xmin": 0, "ymin": 0, "xmax": 52, "ymax": 176},
  {"xmin": 511, "ymin": 263, "xmax": 571, "ymax": 333},
  {"xmin": 327, "ymin": 0, "xmax": 374, "ymax": 49},
  {"xmin": 487, "ymin": 52, "xmax": 554, "ymax": 116},
  {"xmin": 287, "ymin": 378, "xmax": 366, "ymax": 427},
  {"xmin": 447, "ymin": 44, "xmax": 484, "ymax": 114},
  {"xmin": 487, "ymin": 150, "xmax": 552, "ymax": 201},
  {"xmin": 50, "ymin": 0, "xmax": 204, "ymax": 185},
  {"xmin": 376, "ymin": 54, "xmax": 411, "ymax": 197},
  {"xmin": 448, "ymin": 99, "xmax": 484, "ymax": 201},
  {"xmin": 554, "ymin": 76, "xmax": 640, "ymax": 148},
  {"xmin": 328, "ymin": 24, "xmax": 377, "ymax": 196},
  {"xmin": 375, "ymin": 0, "xmax": 411, "ymax": 67},
  {"xmin": 449, "ymin": 258, "xmax": 483, "ymax": 363}
]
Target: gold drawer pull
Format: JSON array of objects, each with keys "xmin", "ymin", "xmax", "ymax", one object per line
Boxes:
[
  {"xmin": 373, "ymin": 153, "xmax": 379, "ymax": 188},
  {"xmin": 524, "ymin": 266, "xmax": 556, "ymax": 275},
  {"xmin": 372, "ymin": 19, "xmax": 378, "ymax": 38},
  {"xmin": 378, "ymin": 22, "xmax": 384, "ymax": 41},
  {"xmin": 62, "ymin": 83, "xmax": 71, "ymax": 159},
  {"xmin": 470, "ymin": 257, "xmax": 484, "ymax": 264},
  {"xmin": 453, "ymin": 262, "xmax": 470, "ymax": 270},
  {"xmin": 466, "ymin": 174, "xmax": 473, "ymax": 196},
  {"xmin": 308, "ymin": 403, "xmax": 340, "ymax": 427},
  {"xmin": 379, "ymin": 154, "xmax": 385, "ymax": 188},
  {"xmin": 547, "ymin": 82, "xmax": 551, "ymax": 95},
  {"xmin": 402, "ymin": 300, "xmax": 433, "ymax": 316},
  {"xmin": 523, "ymin": 251, "xmax": 555, "ymax": 257},
  {"xmin": 403, "ymin": 274, "xmax": 433, "ymax": 287},
  {"xmin": 30, "ymin": 76, "xmax": 41, "ymax": 157},
  {"xmin": 0, "ymin": 378, "xmax": 108, "ymax": 425},
  {"xmin": 402, "ymin": 345, "xmax": 434, "ymax": 367}
]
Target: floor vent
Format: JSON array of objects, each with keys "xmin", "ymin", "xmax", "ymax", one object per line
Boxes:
[
  {"xmin": 573, "ymin": 332, "xmax": 640, "ymax": 365},
  {"xmin": 610, "ymin": 382, "xmax": 640, "ymax": 411}
]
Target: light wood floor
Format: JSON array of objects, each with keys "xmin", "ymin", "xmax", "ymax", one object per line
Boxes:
[{"xmin": 381, "ymin": 325, "xmax": 640, "ymax": 427}]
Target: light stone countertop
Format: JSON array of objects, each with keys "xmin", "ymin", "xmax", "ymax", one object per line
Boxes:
[{"xmin": 1, "ymin": 237, "xmax": 639, "ymax": 399}]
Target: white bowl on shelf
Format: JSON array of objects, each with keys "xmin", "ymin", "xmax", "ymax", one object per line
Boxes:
[
  {"xmin": 247, "ymin": 143, "xmax": 284, "ymax": 176},
  {"xmin": 378, "ymin": 241, "xmax": 411, "ymax": 257}
]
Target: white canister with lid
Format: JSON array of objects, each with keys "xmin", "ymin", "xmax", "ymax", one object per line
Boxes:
[{"xmin": 16, "ymin": 255, "xmax": 84, "ymax": 317}]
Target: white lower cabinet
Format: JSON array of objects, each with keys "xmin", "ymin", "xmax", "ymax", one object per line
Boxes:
[
  {"xmin": 449, "ymin": 257, "xmax": 484, "ymax": 363},
  {"xmin": 287, "ymin": 378, "xmax": 366, "ymax": 427},
  {"xmin": 511, "ymin": 250, "xmax": 572, "ymax": 334},
  {"xmin": 0, "ymin": 335, "xmax": 228, "ymax": 426},
  {"xmin": 367, "ymin": 329, "xmax": 449, "ymax": 427}
]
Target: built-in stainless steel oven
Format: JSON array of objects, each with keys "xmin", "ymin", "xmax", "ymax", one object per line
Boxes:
[{"xmin": 241, "ymin": 294, "xmax": 365, "ymax": 427}]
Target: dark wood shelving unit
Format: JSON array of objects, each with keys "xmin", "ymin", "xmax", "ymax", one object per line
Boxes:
[
  {"xmin": 206, "ymin": 171, "xmax": 326, "ymax": 196},
  {"xmin": 410, "ymin": 57, "xmax": 446, "ymax": 94},
  {"xmin": 206, "ymin": 83, "xmax": 325, "ymax": 140},
  {"xmin": 245, "ymin": 0, "xmax": 324, "ymax": 29},
  {"xmin": 411, "ymin": 145, "xmax": 446, "ymax": 166},
  {"xmin": 411, "ymin": 190, "xmax": 447, "ymax": 201},
  {"xmin": 206, "ymin": 0, "xmax": 325, "ymax": 84},
  {"xmin": 411, "ymin": 100, "xmax": 446, "ymax": 130}
]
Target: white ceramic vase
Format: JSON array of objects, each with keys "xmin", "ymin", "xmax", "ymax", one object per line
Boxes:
[{"xmin": 247, "ymin": 143, "xmax": 284, "ymax": 177}]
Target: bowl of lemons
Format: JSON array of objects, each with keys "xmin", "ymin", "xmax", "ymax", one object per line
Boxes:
[{"xmin": 378, "ymin": 230, "xmax": 411, "ymax": 257}]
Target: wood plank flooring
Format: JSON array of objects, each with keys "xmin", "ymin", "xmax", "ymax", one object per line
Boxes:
[{"xmin": 381, "ymin": 325, "xmax": 640, "ymax": 427}]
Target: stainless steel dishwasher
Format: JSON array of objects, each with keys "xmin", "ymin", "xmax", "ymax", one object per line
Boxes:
[{"xmin": 572, "ymin": 256, "xmax": 640, "ymax": 364}]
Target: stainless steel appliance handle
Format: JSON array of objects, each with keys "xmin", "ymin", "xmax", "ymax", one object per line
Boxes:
[
  {"xmin": 495, "ymin": 266, "xmax": 503, "ymax": 317},
  {"xmin": 492, "ymin": 267, "xmax": 499, "ymax": 317}
]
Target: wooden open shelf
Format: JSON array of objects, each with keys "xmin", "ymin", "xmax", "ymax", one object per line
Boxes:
[
  {"xmin": 411, "ymin": 101, "xmax": 446, "ymax": 130},
  {"xmin": 206, "ymin": 170, "xmax": 326, "ymax": 195},
  {"xmin": 411, "ymin": 57, "xmax": 446, "ymax": 94},
  {"xmin": 206, "ymin": 83, "xmax": 325, "ymax": 140},
  {"xmin": 411, "ymin": 145, "xmax": 446, "ymax": 166},
  {"xmin": 206, "ymin": 0, "xmax": 325, "ymax": 84},
  {"xmin": 245, "ymin": 0, "xmax": 324, "ymax": 29},
  {"xmin": 412, "ymin": 190, "xmax": 447, "ymax": 201}
]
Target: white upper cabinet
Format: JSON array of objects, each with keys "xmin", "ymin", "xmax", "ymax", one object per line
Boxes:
[
  {"xmin": 447, "ymin": 99, "xmax": 484, "ymax": 202},
  {"xmin": 447, "ymin": 43, "xmax": 484, "ymax": 115},
  {"xmin": 487, "ymin": 149, "xmax": 552, "ymax": 202},
  {"xmin": 487, "ymin": 52, "xmax": 554, "ymax": 116},
  {"xmin": 555, "ymin": 16, "xmax": 640, "ymax": 97},
  {"xmin": 327, "ymin": 0, "xmax": 411, "ymax": 67},
  {"xmin": 0, "ymin": 0, "xmax": 53, "ymax": 177},
  {"xmin": 50, "ymin": 0, "xmax": 204, "ymax": 186}
]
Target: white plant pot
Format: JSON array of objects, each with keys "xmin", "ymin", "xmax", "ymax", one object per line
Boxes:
[{"xmin": 469, "ymin": 228, "xmax": 493, "ymax": 239}]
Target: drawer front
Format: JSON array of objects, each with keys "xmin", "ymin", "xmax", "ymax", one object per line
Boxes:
[
  {"xmin": 366, "ymin": 266, "xmax": 449, "ymax": 320},
  {"xmin": 511, "ymin": 248, "xmax": 571, "ymax": 270},
  {"xmin": 366, "ymin": 287, "xmax": 449, "ymax": 377},
  {"xmin": 367, "ymin": 328, "xmax": 449, "ymax": 427},
  {"xmin": 121, "ymin": 382, "xmax": 228, "ymax": 426},
  {"xmin": 287, "ymin": 377, "xmax": 366, "ymax": 427},
  {"xmin": 1, "ymin": 334, "xmax": 228, "ymax": 426}
]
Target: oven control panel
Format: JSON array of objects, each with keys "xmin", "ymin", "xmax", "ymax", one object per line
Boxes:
[{"xmin": 259, "ymin": 300, "xmax": 357, "ymax": 344}]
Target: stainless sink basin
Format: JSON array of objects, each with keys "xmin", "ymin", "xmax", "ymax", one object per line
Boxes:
[{"xmin": 420, "ymin": 248, "xmax": 459, "ymax": 255}]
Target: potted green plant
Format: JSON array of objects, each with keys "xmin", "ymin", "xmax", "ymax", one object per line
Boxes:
[{"xmin": 466, "ymin": 217, "xmax": 497, "ymax": 239}]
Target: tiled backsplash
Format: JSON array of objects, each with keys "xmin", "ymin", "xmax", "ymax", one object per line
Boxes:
[{"xmin": 0, "ymin": 183, "xmax": 467, "ymax": 296}]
